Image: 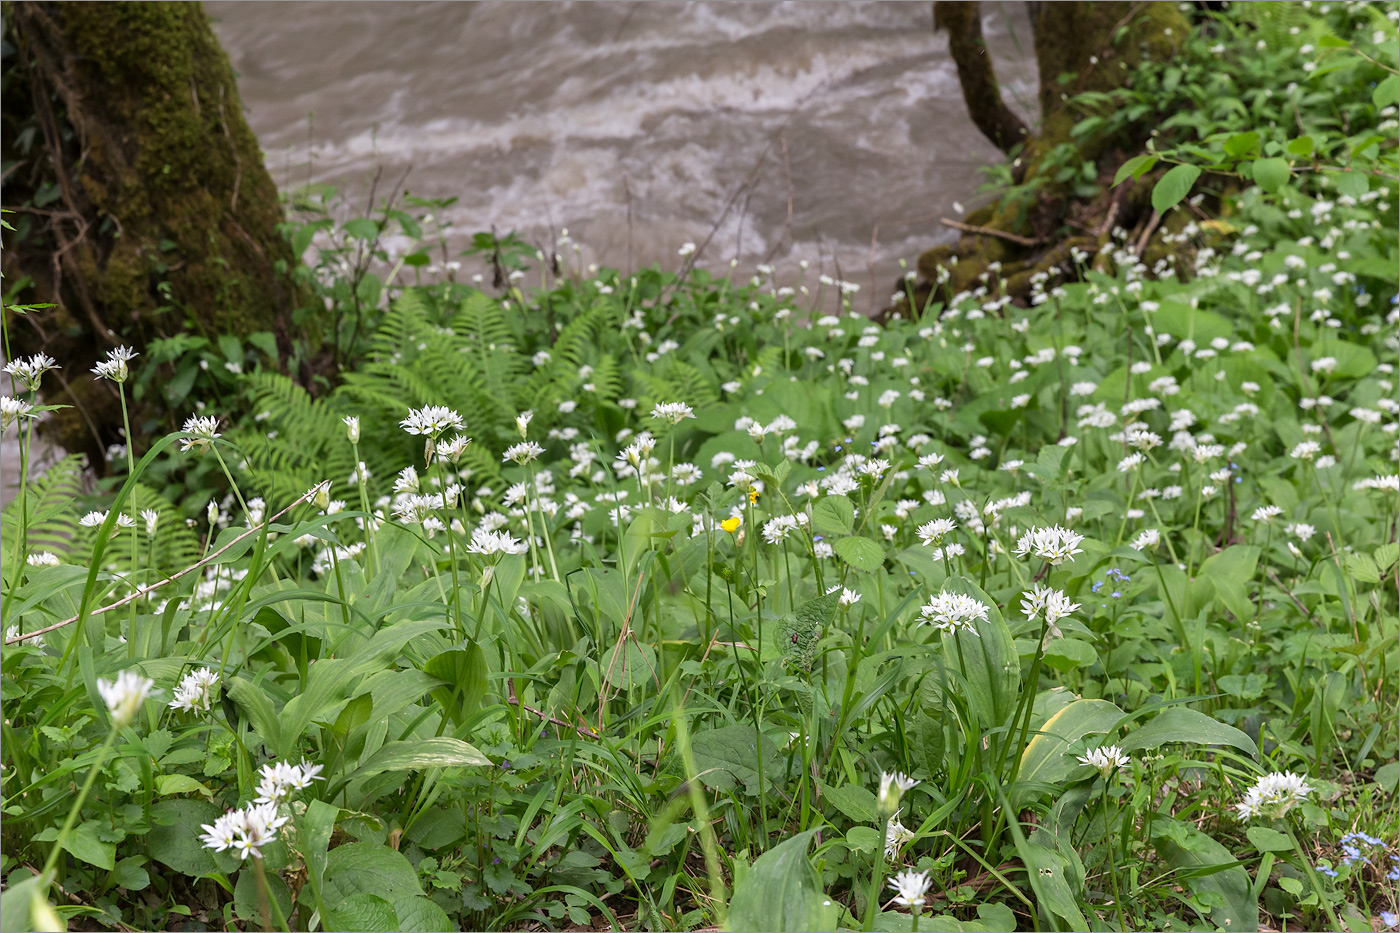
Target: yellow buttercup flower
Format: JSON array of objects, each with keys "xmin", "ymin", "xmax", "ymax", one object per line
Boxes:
[
  {"xmin": 721, "ymin": 516, "xmax": 742, "ymax": 534},
  {"xmin": 748, "ymin": 489, "xmax": 760, "ymax": 505}
]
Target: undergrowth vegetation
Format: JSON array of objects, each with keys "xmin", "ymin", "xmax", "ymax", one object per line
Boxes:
[{"xmin": 2, "ymin": 3, "xmax": 1398, "ymax": 931}]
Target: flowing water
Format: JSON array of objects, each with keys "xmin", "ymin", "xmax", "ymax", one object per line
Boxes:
[
  {"xmin": 2, "ymin": 2, "xmax": 1039, "ymax": 506},
  {"xmin": 207, "ymin": 1, "xmax": 1038, "ymax": 310}
]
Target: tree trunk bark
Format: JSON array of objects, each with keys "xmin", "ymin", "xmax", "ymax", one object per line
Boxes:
[
  {"xmin": 906, "ymin": 1, "xmax": 1187, "ymax": 315},
  {"xmin": 1, "ymin": 1, "xmax": 302, "ymax": 465},
  {"xmin": 934, "ymin": 1, "xmax": 1030, "ymax": 154}
]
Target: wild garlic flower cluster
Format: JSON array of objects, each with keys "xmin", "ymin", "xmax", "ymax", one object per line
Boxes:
[
  {"xmin": 887, "ymin": 869, "xmax": 932, "ymax": 908},
  {"xmin": 91, "ymin": 346, "xmax": 139, "ymax": 384},
  {"xmin": 1076, "ymin": 745, "xmax": 1131, "ymax": 779},
  {"xmin": 3, "ymin": 352, "xmax": 60, "ymax": 392},
  {"xmin": 1013, "ymin": 526, "xmax": 1086, "ymax": 565},
  {"xmin": 169, "ymin": 668, "xmax": 220, "ymax": 713},
  {"xmin": 252, "ymin": 759, "xmax": 324, "ymax": 805},
  {"xmin": 919, "ymin": 591, "xmax": 990, "ymax": 635},
  {"xmin": 1234, "ymin": 771, "xmax": 1312, "ymax": 821},
  {"xmin": 96, "ymin": 670, "xmax": 158, "ymax": 728},
  {"xmin": 200, "ymin": 802, "xmax": 289, "ymax": 860}
]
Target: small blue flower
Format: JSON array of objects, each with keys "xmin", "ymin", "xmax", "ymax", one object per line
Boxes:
[
  {"xmin": 1092, "ymin": 581, "xmax": 1104, "ymax": 593},
  {"xmin": 1315, "ymin": 861, "xmax": 1338, "ymax": 878},
  {"xmin": 1111, "ymin": 591, "xmax": 1123, "ymax": 599},
  {"xmin": 1382, "ymin": 911, "xmax": 1398, "ymax": 930}
]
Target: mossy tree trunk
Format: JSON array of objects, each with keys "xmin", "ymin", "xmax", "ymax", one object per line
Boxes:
[
  {"xmin": 908, "ymin": 1, "xmax": 1187, "ymax": 313},
  {"xmin": 1, "ymin": 1, "xmax": 302, "ymax": 466}
]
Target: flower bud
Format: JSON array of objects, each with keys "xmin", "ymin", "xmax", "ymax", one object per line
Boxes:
[{"xmin": 344, "ymin": 415, "xmax": 360, "ymax": 444}]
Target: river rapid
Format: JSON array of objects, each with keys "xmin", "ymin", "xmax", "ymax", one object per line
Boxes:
[{"xmin": 207, "ymin": 1, "xmax": 1037, "ymax": 311}]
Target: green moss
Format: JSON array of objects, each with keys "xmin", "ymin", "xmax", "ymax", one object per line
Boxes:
[{"xmin": 3, "ymin": 2, "xmax": 304, "ymax": 463}]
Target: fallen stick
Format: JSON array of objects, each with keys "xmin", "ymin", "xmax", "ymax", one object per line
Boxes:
[{"xmin": 938, "ymin": 217, "xmax": 1043, "ymax": 247}]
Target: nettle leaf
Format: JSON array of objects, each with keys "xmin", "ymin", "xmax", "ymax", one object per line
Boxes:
[
  {"xmin": 322, "ymin": 893, "xmax": 399, "ymax": 932},
  {"xmin": 689, "ymin": 723, "xmax": 779, "ymax": 796},
  {"xmin": 834, "ymin": 535, "xmax": 884, "ymax": 573},
  {"xmin": 1151, "ymin": 164, "xmax": 1202, "ymax": 214},
  {"xmin": 812, "ymin": 494, "xmax": 854, "ymax": 536}
]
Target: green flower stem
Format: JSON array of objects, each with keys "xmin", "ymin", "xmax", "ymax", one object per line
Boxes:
[
  {"xmin": 40, "ymin": 728, "xmax": 119, "ymax": 880},
  {"xmin": 1283, "ymin": 820, "xmax": 1343, "ymax": 933},
  {"xmin": 252, "ymin": 855, "xmax": 291, "ymax": 933},
  {"xmin": 349, "ymin": 440, "xmax": 380, "ymax": 575},
  {"xmin": 1101, "ymin": 780, "xmax": 1127, "ymax": 931},
  {"xmin": 862, "ymin": 815, "xmax": 890, "ymax": 932},
  {"xmin": 5, "ymin": 417, "xmax": 34, "ymax": 610}
]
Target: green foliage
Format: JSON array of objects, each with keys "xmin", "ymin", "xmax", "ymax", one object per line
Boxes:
[{"xmin": 1, "ymin": 6, "xmax": 1397, "ymax": 931}]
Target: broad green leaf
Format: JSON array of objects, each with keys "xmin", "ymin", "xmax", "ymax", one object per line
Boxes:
[
  {"xmin": 689, "ymin": 723, "xmax": 779, "ymax": 796},
  {"xmin": 1223, "ymin": 131, "xmax": 1261, "ymax": 159},
  {"xmin": 812, "ymin": 495, "xmax": 855, "ymax": 536},
  {"xmin": 299, "ymin": 799, "xmax": 340, "ymax": 916},
  {"xmin": 1199, "ymin": 545, "xmax": 1261, "ymax": 626},
  {"xmin": 1375, "ymin": 73, "xmax": 1400, "ymax": 108},
  {"xmin": 1112, "ymin": 154, "xmax": 1158, "ymax": 186},
  {"xmin": 323, "ymin": 893, "xmax": 399, "ymax": 932},
  {"xmin": 821, "ymin": 782, "xmax": 877, "ymax": 823},
  {"xmin": 323, "ymin": 842, "xmax": 425, "ymax": 904},
  {"xmin": 392, "ymin": 894, "xmax": 455, "ymax": 932},
  {"xmin": 1014, "ymin": 698, "xmax": 1125, "ymax": 805},
  {"xmin": 600, "ymin": 640, "xmax": 659, "ymax": 691},
  {"xmin": 155, "ymin": 774, "xmax": 213, "ymax": 798},
  {"xmin": 353, "ymin": 737, "xmax": 491, "ymax": 779},
  {"xmin": 939, "ymin": 576, "xmax": 1020, "ymax": 738},
  {"xmin": 342, "ymin": 217, "xmax": 380, "ymax": 241},
  {"xmin": 225, "ymin": 675, "xmax": 282, "ymax": 753},
  {"xmin": 1286, "ymin": 135, "xmax": 1315, "ymax": 157},
  {"xmin": 843, "ymin": 825, "xmax": 882, "ymax": 854},
  {"xmin": 425, "ymin": 642, "xmax": 488, "ymax": 727},
  {"xmin": 1309, "ymin": 337, "xmax": 1377, "ymax": 378},
  {"xmin": 1154, "ymin": 820, "xmax": 1258, "ymax": 932},
  {"xmin": 834, "ymin": 535, "xmax": 884, "ymax": 573},
  {"xmin": 278, "ymin": 658, "xmax": 363, "ymax": 758},
  {"xmin": 727, "ymin": 829, "xmax": 836, "ymax": 932},
  {"xmin": 110, "ymin": 857, "xmax": 150, "ymax": 892},
  {"xmin": 1020, "ymin": 840, "xmax": 1089, "ymax": 932},
  {"xmin": 1152, "ymin": 164, "xmax": 1201, "ymax": 214},
  {"xmin": 1121, "ymin": 707, "xmax": 1258, "ymax": 759},
  {"xmin": 1252, "ymin": 157, "xmax": 1290, "ymax": 193},
  {"xmin": 1246, "ymin": 826, "xmax": 1293, "ymax": 852},
  {"xmin": 62, "ymin": 821, "xmax": 115, "ymax": 871},
  {"xmin": 1153, "ymin": 301, "xmax": 1233, "ymax": 342},
  {"xmin": 147, "ymin": 799, "xmax": 224, "ymax": 877},
  {"xmin": 234, "ymin": 868, "xmax": 292, "ymax": 929}
]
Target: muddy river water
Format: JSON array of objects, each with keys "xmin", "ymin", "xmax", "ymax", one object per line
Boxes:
[{"xmin": 206, "ymin": 1, "xmax": 1037, "ymax": 309}]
